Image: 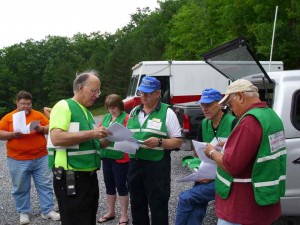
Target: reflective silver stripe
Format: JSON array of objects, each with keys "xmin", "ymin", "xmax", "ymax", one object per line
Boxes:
[
  {"xmin": 141, "ymin": 128, "xmax": 167, "ymax": 136},
  {"xmin": 106, "ymin": 147, "xmax": 114, "ymax": 150},
  {"xmin": 216, "ymin": 171, "xmax": 231, "ymax": 187},
  {"xmin": 140, "ymin": 145, "xmax": 163, "ymax": 150},
  {"xmin": 257, "ymin": 150, "xmax": 286, "ymax": 163},
  {"xmin": 67, "ymin": 150, "xmax": 99, "ymax": 156},
  {"xmin": 48, "ymin": 151, "xmax": 54, "ymax": 155},
  {"xmin": 254, "ymin": 175, "xmax": 286, "ymax": 188},
  {"xmin": 129, "ymin": 129, "xmax": 140, "ymax": 132},
  {"xmin": 233, "ymin": 178, "xmax": 252, "ymax": 182}
]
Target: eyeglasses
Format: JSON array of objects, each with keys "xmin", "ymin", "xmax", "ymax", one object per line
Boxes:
[
  {"xmin": 226, "ymin": 94, "xmax": 236, "ymax": 108},
  {"xmin": 85, "ymin": 87, "xmax": 101, "ymax": 96},
  {"xmin": 200, "ymin": 102, "xmax": 215, "ymax": 108},
  {"xmin": 18, "ymin": 102, "xmax": 32, "ymax": 106},
  {"xmin": 137, "ymin": 90, "xmax": 154, "ymax": 97}
]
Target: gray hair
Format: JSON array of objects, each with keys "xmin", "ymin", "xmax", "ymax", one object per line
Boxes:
[
  {"xmin": 243, "ymin": 91, "xmax": 259, "ymax": 98},
  {"xmin": 73, "ymin": 70, "xmax": 100, "ymax": 93}
]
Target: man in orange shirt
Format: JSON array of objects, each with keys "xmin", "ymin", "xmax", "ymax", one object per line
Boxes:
[{"xmin": 0, "ymin": 91, "xmax": 60, "ymax": 225}]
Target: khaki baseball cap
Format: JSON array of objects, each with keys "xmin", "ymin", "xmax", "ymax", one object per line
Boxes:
[{"xmin": 219, "ymin": 79, "xmax": 258, "ymax": 105}]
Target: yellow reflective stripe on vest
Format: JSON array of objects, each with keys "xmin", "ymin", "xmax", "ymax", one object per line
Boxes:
[
  {"xmin": 140, "ymin": 144, "xmax": 163, "ymax": 151},
  {"xmin": 142, "ymin": 128, "xmax": 167, "ymax": 136},
  {"xmin": 256, "ymin": 149, "xmax": 286, "ymax": 163},
  {"xmin": 254, "ymin": 175, "xmax": 286, "ymax": 188},
  {"xmin": 67, "ymin": 149, "xmax": 100, "ymax": 156}
]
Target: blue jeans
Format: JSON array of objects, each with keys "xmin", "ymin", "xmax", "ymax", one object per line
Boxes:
[
  {"xmin": 175, "ymin": 181, "xmax": 215, "ymax": 225},
  {"xmin": 217, "ymin": 218, "xmax": 241, "ymax": 225},
  {"xmin": 7, "ymin": 155, "xmax": 54, "ymax": 214}
]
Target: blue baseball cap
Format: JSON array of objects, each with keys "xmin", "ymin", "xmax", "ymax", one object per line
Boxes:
[
  {"xmin": 198, "ymin": 88, "xmax": 222, "ymax": 104},
  {"xmin": 137, "ymin": 76, "xmax": 161, "ymax": 93}
]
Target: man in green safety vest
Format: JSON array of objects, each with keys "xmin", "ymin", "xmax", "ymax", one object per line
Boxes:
[
  {"xmin": 127, "ymin": 76, "xmax": 183, "ymax": 225},
  {"xmin": 204, "ymin": 79, "xmax": 286, "ymax": 225},
  {"xmin": 48, "ymin": 70, "xmax": 110, "ymax": 225}
]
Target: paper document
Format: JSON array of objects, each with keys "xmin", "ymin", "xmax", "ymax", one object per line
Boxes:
[
  {"xmin": 177, "ymin": 162, "xmax": 217, "ymax": 182},
  {"xmin": 114, "ymin": 137, "xmax": 140, "ymax": 154},
  {"xmin": 106, "ymin": 123, "xmax": 134, "ymax": 142},
  {"xmin": 192, "ymin": 140, "xmax": 222, "ymax": 164},
  {"xmin": 13, "ymin": 111, "xmax": 40, "ymax": 134},
  {"xmin": 47, "ymin": 122, "xmax": 80, "ymax": 149},
  {"xmin": 177, "ymin": 139, "xmax": 225, "ymax": 183}
]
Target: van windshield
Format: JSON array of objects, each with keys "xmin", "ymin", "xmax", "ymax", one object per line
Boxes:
[{"xmin": 127, "ymin": 75, "xmax": 140, "ymax": 97}]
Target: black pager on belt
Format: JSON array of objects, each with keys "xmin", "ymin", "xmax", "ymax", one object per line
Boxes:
[
  {"xmin": 66, "ymin": 170, "xmax": 76, "ymax": 196},
  {"xmin": 55, "ymin": 166, "xmax": 64, "ymax": 180}
]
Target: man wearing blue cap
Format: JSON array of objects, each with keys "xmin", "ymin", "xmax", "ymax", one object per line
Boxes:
[
  {"xmin": 127, "ymin": 76, "xmax": 183, "ymax": 225},
  {"xmin": 175, "ymin": 88, "xmax": 237, "ymax": 225}
]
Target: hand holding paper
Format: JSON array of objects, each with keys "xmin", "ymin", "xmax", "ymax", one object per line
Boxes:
[
  {"xmin": 106, "ymin": 123, "xmax": 133, "ymax": 142},
  {"xmin": 13, "ymin": 111, "xmax": 40, "ymax": 134}
]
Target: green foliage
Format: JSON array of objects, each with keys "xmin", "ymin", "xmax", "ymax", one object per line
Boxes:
[{"xmin": 0, "ymin": 0, "xmax": 299, "ymax": 114}]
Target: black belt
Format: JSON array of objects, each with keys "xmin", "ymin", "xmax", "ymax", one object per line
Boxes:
[
  {"xmin": 53, "ymin": 167, "xmax": 97, "ymax": 177},
  {"xmin": 72, "ymin": 170, "xmax": 97, "ymax": 176}
]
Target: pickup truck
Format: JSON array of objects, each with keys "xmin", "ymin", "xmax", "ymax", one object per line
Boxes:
[
  {"xmin": 173, "ymin": 37, "xmax": 300, "ymax": 223},
  {"xmin": 172, "ymin": 102, "xmax": 231, "ymax": 150},
  {"xmin": 172, "ymin": 101, "xmax": 204, "ymax": 151}
]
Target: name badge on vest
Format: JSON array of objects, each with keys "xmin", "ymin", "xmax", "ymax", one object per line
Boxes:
[
  {"xmin": 147, "ymin": 118, "xmax": 162, "ymax": 130},
  {"xmin": 268, "ymin": 131, "xmax": 286, "ymax": 153}
]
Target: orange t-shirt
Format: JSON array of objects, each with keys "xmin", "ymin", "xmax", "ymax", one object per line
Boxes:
[{"xmin": 0, "ymin": 109, "xmax": 49, "ymax": 160}]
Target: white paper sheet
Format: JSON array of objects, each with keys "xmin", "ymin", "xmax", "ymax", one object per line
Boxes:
[
  {"xmin": 106, "ymin": 123, "xmax": 134, "ymax": 142},
  {"xmin": 113, "ymin": 137, "xmax": 139, "ymax": 154},
  {"xmin": 177, "ymin": 162, "xmax": 217, "ymax": 182},
  {"xmin": 192, "ymin": 140, "xmax": 215, "ymax": 164},
  {"xmin": 13, "ymin": 111, "xmax": 40, "ymax": 134},
  {"xmin": 47, "ymin": 122, "xmax": 80, "ymax": 149},
  {"xmin": 192, "ymin": 140, "xmax": 223, "ymax": 164}
]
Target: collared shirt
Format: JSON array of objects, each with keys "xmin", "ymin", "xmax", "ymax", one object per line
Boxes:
[{"xmin": 132, "ymin": 102, "xmax": 182, "ymax": 138}]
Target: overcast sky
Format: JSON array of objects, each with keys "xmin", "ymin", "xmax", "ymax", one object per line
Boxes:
[{"xmin": 0, "ymin": 0, "xmax": 159, "ymax": 48}]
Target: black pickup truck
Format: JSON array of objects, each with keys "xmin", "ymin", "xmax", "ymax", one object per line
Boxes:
[
  {"xmin": 172, "ymin": 102, "xmax": 231, "ymax": 150},
  {"xmin": 172, "ymin": 101, "xmax": 205, "ymax": 150}
]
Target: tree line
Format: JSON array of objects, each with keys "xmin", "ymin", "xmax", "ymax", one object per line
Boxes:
[{"xmin": 0, "ymin": 0, "xmax": 299, "ymax": 117}]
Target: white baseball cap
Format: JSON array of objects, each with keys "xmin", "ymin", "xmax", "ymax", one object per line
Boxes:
[{"xmin": 219, "ymin": 79, "xmax": 258, "ymax": 105}]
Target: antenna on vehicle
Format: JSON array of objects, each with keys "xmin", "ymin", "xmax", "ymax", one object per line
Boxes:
[{"xmin": 269, "ymin": 6, "xmax": 278, "ymax": 71}]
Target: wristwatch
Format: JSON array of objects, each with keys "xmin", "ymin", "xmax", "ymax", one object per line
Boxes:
[{"xmin": 158, "ymin": 138, "xmax": 163, "ymax": 147}]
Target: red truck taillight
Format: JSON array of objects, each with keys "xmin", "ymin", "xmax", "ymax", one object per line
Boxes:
[{"xmin": 183, "ymin": 113, "xmax": 191, "ymax": 133}]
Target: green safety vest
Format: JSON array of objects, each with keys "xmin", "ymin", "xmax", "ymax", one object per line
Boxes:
[
  {"xmin": 216, "ymin": 107, "xmax": 286, "ymax": 206},
  {"xmin": 202, "ymin": 113, "xmax": 236, "ymax": 143},
  {"xmin": 127, "ymin": 103, "xmax": 169, "ymax": 161},
  {"xmin": 100, "ymin": 112, "xmax": 127, "ymax": 159},
  {"xmin": 48, "ymin": 99, "xmax": 101, "ymax": 170},
  {"xmin": 182, "ymin": 113, "xmax": 236, "ymax": 170}
]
